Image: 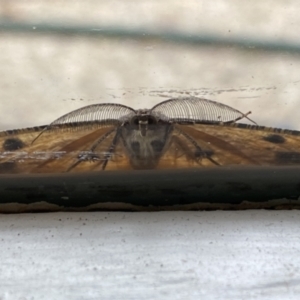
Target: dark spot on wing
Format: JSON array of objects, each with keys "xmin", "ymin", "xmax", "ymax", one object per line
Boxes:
[
  {"xmin": 3, "ymin": 138, "xmax": 25, "ymax": 151},
  {"xmin": 275, "ymin": 152, "xmax": 300, "ymax": 164},
  {"xmin": 151, "ymin": 140, "xmax": 164, "ymax": 153},
  {"xmin": 263, "ymin": 134, "xmax": 286, "ymax": 144},
  {"xmin": 131, "ymin": 142, "xmax": 140, "ymax": 154}
]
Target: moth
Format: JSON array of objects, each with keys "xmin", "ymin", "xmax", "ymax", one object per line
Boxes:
[{"xmin": 0, "ymin": 96, "xmax": 300, "ymax": 174}]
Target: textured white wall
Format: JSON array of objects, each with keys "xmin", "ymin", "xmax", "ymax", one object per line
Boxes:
[
  {"xmin": 0, "ymin": 0, "xmax": 299, "ymax": 130},
  {"xmin": 1, "ymin": 211, "xmax": 300, "ymax": 300}
]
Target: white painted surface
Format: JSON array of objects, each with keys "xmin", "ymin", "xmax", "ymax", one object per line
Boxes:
[
  {"xmin": 0, "ymin": 1, "xmax": 300, "ymax": 130},
  {"xmin": 0, "ymin": 211, "xmax": 300, "ymax": 300}
]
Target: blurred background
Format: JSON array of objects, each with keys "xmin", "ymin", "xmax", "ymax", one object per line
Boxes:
[{"xmin": 0, "ymin": 0, "xmax": 300, "ymax": 130}]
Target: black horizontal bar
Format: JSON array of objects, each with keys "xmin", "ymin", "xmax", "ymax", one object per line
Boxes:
[
  {"xmin": 0, "ymin": 166, "xmax": 299, "ymax": 212},
  {"xmin": 0, "ymin": 20, "xmax": 299, "ymax": 54}
]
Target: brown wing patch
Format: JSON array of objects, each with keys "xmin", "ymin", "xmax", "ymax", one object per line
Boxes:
[
  {"xmin": 189, "ymin": 124, "xmax": 300, "ymax": 166},
  {"xmin": 177, "ymin": 125, "xmax": 258, "ymax": 166},
  {"xmin": 31, "ymin": 126, "xmax": 116, "ymax": 173},
  {"xmin": 156, "ymin": 128, "xmax": 217, "ymax": 169},
  {"xmin": 0, "ymin": 124, "xmax": 130, "ymax": 173},
  {"xmin": 33, "ymin": 126, "xmax": 132, "ymax": 173},
  {"xmin": 154, "ymin": 124, "xmax": 300, "ymax": 169}
]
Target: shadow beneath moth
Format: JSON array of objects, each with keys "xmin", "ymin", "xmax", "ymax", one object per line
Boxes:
[{"xmin": 1, "ymin": 97, "xmax": 300, "ymax": 173}]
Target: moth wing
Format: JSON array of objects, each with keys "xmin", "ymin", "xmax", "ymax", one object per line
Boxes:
[
  {"xmin": 2, "ymin": 121, "xmax": 300, "ymax": 173},
  {"xmin": 31, "ymin": 126, "xmax": 134, "ymax": 173},
  {"xmin": 177, "ymin": 124, "xmax": 300, "ymax": 166},
  {"xmin": 0, "ymin": 124, "xmax": 132, "ymax": 173},
  {"xmin": 87, "ymin": 132, "xmax": 132, "ymax": 171},
  {"xmin": 0, "ymin": 126, "xmax": 62, "ymax": 174},
  {"xmin": 155, "ymin": 127, "xmax": 214, "ymax": 169}
]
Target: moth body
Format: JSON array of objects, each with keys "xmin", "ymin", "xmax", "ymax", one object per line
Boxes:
[{"xmin": 121, "ymin": 119, "xmax": 173, "ymax": 169}]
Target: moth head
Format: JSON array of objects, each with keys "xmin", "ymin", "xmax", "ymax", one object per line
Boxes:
[{"xmin": 129, "ymin": 109, "xmax": 159, "ymax": 136}]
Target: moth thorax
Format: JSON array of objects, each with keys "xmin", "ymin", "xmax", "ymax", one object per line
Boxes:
[{"xmin": 130, "ymin": 112, "xmax": 158, "ymax": 137}]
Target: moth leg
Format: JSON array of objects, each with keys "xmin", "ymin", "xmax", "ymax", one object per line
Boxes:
[
  {"xmin": 85, "ymin": 127, "xmax": 123, "ymax": 171},
  {"xmin": 65, "ymin": 151, "xmax": 99, "ymax": 172},
  {"xmin": 98, "ymin": 127, "xmax": 122, "ymax": 170},
  {"xmin": 174, "ymin": 126, "xmax": 220, "ymax": 166},
  {"xmin": 167, "ymin": 135, "xmax": 198, "ymax": 167},
  {"xmin": 66, "ymin": 128, "xmax": 117, "ymax": 172}
]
